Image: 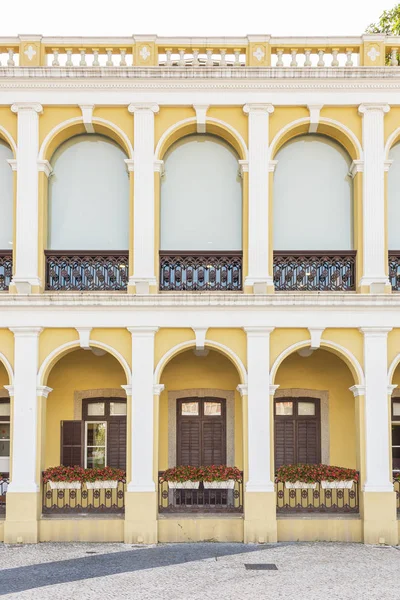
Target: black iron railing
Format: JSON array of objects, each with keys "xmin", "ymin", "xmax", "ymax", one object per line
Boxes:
[
  {"xmin": 276, "ymin": 480, "xmax": 359, "ymax": 514},
  {"xmin": 273, "ymin": 251, "xmax": 356, "ymax": 291},
  {"xmin": 42, "ymin": 481, "xmax": 126, "ymax": 514},
  {"xmin": 389, "ymin": 252, "xmax": 400, "ymax": 291},
  {"xmin": 0, "ymin": 476, "xmax": 9, "ymax": 515},
  {"xmin": 159, "ymin": 251, "xmax": 242, "ymax": 291},
  {"xmin": 158, "ymin": 472, "xmax": 243, "ymax": 513},
  {"xmin": 45, "ymin": 251, "xmax": 129, "ymax": 291},
  {"xmin": 0, "ymin": 251, "xmax": 12, "ymax": 291}
]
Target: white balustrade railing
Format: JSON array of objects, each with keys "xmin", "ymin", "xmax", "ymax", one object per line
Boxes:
[{"xmin": 158, "ymin": 49, "xmax": 246, "ymax": 67}]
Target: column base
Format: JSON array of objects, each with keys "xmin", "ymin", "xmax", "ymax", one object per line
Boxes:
[
  {"xmin": 243, "ymin": 491, "xmax": 277, "ymax": 543},
  {"xmin": 244, "ymin": 278, "xmax": 274, "ymax": 295},
  {"xmin": 9, "ymin": 277, "xmax": 42, "ymax": 294},
  {"xmin": 128, "ymin": 277, "xmax": 157, "ymax": 295},
  {"xmin": 362, "ymin": 491, "xmax": 398, "ymax": 545},
  {"xmin": 124, "ymin": 491, "xmax": 158, "ymax": 544},
  {"xmin": 359, "ymin": 277, "xmax": 391, "ymax": 294},
  {"xmin": 4, "ymin": 492, "xmax": 40, "ymax": 544}
]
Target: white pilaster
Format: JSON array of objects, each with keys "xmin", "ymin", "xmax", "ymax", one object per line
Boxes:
[
  {"xmin": 10, "ymin": 103, "xmax": 43, "ymax": 294},
  {"xmin": 127, "ymin": 326, "xmax": 158, "ymax": 492},
  {"xmin": 7, "ymin": 327, "xmax": 43, "ymax": 493},
  {"xmin": 360, "ymin": 327, "xmax": 393, "ymax": 492},
  {"xmin": 245, "ymin": 326, "xmax": 275, "ymax": 492},
  {"xmin": 358, "ymin": 104, "xmax": 390, "ymax": 293},
  {"xmin": 243, "ymin": 104, "xmax": 274, "ymax": 293},
  {"xmin": 128, "ymin": 104, "xmax": 159, "ymax": 294}
]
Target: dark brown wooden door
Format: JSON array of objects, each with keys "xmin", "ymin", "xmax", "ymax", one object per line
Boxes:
[
  {"xmin": 274, "ymin": 398, "xmax": 321, "ymax": 470},
  {"xmin": 177, "ymin": 398, "xmax": 226, "ymax": 466}
]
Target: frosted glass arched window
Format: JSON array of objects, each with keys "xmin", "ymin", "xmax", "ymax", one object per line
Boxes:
[
  {"xmin": 48, "ymin": 135, "xmax": 129, "ymax": 250},
  {"xmin": 274, "ymin": 135, "xmax": 353, "ymax": 251},
  {"xmin": 388, "ymin": 143, "xmax": 400, "ymax": 250},
  {"xmin": 161, "ymin": 135, "xmax": 242, "ymax": 251},
  {"xmin": 0, "ymin": 141, "xmax": 13, "ymax": 249}
]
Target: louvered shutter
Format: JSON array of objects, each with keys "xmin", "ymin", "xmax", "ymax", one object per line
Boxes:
[
  {"xmin": 202, "ymin": 421, "xmax": 225, "ymax": 465},
  {"xmin": 178, "ymin": 420, "xmax": 201, "ymax": 466},
  {"xmin": 107, "ymin": 417, "xmax": 127, "ymax": 469},
  {"xmin": 274, "ymin": 420, "xmax": 295, "ymax": 470},
  {"xmin": 297, "ymin": 420, "xmax": 319, "ymax": 464},
  {"xmin": 61, "ymin": 421, "xmax": 83, "ymax": 467}
]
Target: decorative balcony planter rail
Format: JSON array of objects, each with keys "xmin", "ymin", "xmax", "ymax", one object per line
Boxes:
[
  {"xmin": 42, "ymin": 480, "xmax": 125, "ymax": 514},
  {"xmin": 0, "ymin": 476, "xmax": 9, "ymax": 515},
  {"xmin": 389, "ymin": 252, "xmax": 400, "ymax": 292},
  {"xmin": 276, "ymin": 480, "xmax": 359, "ymax": 514},
  {"xmin": 0, "ymin": 250, "xmax": 12, "ymax": 292},
  {"xmin": 159, "ymin": 251, "xmax": 242, "ymax": 292},
  {"xmin": 158, "ymin": 471, "xmax": 243, "ymax": 513},
  {"xmin": 273, "ymin": 251, "xmax": 356, "ymax": 291},
  {"xmin": 45, "ymin": 251, "xmax": 129, "ymax": 291},
  {"xmin": 3, "ymin": 34, "xmax": 400, "ymax": 69}
]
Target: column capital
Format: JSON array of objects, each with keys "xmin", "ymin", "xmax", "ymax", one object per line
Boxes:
[
  {"xmin": 244, "ymin": 326, "xmax": 275, "ymax": 336},
  {"xmin": 11, "ymin": 102, "xmax": 43, "ymax": 114},
  {"xmin": 7, "ymin": 159, "xmax": 17, "ymax": 172},
  {"xmin": 359, "ymin": 327, "xmax": 392, "ymax": 336},
  {"xmin": 4, "ymin": 385, "xmax": 14, "ymax": 397},
  {"xmin": 388, "ymin": 384, "xmax": 398, "ymax": 395},
  {"xmin": 154, "ymin": 159, "xmax": 164, "ymax": 173},
  {"xmin": 9, "ymin": 327, "xmax": 43, "ymax": 337},
  {"xmin": 238, "ymin": 159, "xmax": 249, "ymax": 175},
  {"xmin": 127, "ymin": 326, "xmax": 159, "ymax": 336},
  {"xmin": 243, "ymin": 103, "xmax": 274, "ymax": 115},
  {"xmin": 270, "ymin": 384, "xmax": 280, "ymax": 396},
  {"xmin": 349, "ymin": 160, "xmax": 364, "ymax": 178},
  {"xmin": 124, "ymin": 158, "xmax": 135, "ymax": 173},
  {"xmin": 121, "ymin": 384, "xmax": 132, "ymax": 396},
  {"xmin": 37, "ymin": 160, "xmax": 53, "ymax": 178},
  {"xmin": 349, "ymin": 384, "xmax": 366, "ymax": 397},
  {"xmin": 236, "ymin": 384, "xmax": 248, "ymax": 397},
  {"xmin": 128, "ymin": 103, "xmax": 159, "ymax": 114},
  {"xmin": 358, "ymin": 103, "xmax": 390, "ymax": 115},
  {"xmin": 37, "ymin": 385, "xmax": 52, "ymax": 398},
  {"xmin": 153, "ymin": 384, "xmax": 165, "ymax": 396},
  {"xmin": 268, "ymin": 160, "xmax": 278, "ymax": 173}
]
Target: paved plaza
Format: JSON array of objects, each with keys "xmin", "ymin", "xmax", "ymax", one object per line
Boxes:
[{"xmin": 0, "ymin": 541, "xmax": 398, "ymax": 599}]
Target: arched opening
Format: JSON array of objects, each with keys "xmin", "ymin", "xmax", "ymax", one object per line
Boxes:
[
  {"xmin": 388, "ymin": 142, "xmax": 400, "ymax": 291},
  {"xmin": 158, "ymin": 348, "xmax": 244, "ymax": 513},
  {"xmin": 273, "ymin": 134, "xmax": 355, "ymax": 291},
  {"xmin": 0, "ymin": 140, "xmax": 14, "ymax": 292},
  {"xmin": 389, "ymin": 363, "xmax": 400, "ymax": 479},
  {"xmin": 42, "ymin": 348, "xmax": 128, "ymax": 514},
  {"xmin": 0, "ymin": 361, "xmax": 11, "ymax": 486},
  {"xmin": 274, "ymin": 347, "xmax": 360, "ymax": 514},
  {"xmin": 46, "ymin": 134, "xmax": 130, "ymax": 291},
  {"xmin": 159, "ymin": 134, "xmax": 243, "ymax": 291}
]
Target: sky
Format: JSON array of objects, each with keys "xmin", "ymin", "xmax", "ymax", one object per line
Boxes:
[{"xmin": 1, "ymin": 0, "xmax": 396, "ymax": 37}]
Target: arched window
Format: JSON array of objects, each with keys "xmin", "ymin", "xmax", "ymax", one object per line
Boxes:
[
  {"xmin": 0, "ymin": 140, "xmax": 13, "ymax": 250},
  {"xmin": 274, "ymin": 135, "xmax": 353, "ymax": 251},
  {"xmin": 388, "ymin": 142, "xmax": 400, "ymax": 250},
  {"xmin": 161, "ymin": 134, "xmax": 242, "ymax": 251},
  {"xmin": 159, "ymin": 134, "xmax": 243, "ymax": 291},
  {"xmin": 48, "ymin": 134, "xmax": 129, "ymax": 250}
]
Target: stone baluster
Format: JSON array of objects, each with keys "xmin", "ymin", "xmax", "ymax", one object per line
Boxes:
[
  {"xmin": 220, "ymin": 49, "xmax": 227, "ymax": 66},
  {"xmin": 317, "ymin": 49, "xmax": 325, "ymax": 67},
  {"xmin": 304, "ymin": 49, "xmax": 312, "ymax": 66},
  {"xmin": 391, "ymin": 47, "xmax": 399, "ymax": 66},
  {"xmin": 178, "ymin": 48, "xmax": 185, "ymax": 66},
  {"xmin": 234, "ymin": 49, "xmax": 241, "ymax": 66},
  {"xmin": 92, "ymin": 49, "xmax": 100, "ymax": 67},
  {"xmin": 165, "ymin": 48, "xmax": 172, "ymax": 66},
  {"xmin": 345, "ymin": 49, "xmax": 353, "ymax": 67},
  {"xmin": 276, "ymin": 49, "xmax": 284, "ymax": 66},
  {"xmin": 52, "ymin": 49, "xmax": 59, "ymax": 67},
  {"xmin": 7, "ymin": 48, "xmax": 15, "ymax": 67},
  {"xmin": 79, "ymin": 49, "xmax": 87, "ymax": 67},
  {"xmin": 331, "ymin": 48, "xmax": 339, "ymax": 67},
  {"xmin": 206, "ymin": 49, "xmax": 213, "ymax": 66},
  {"xmin": 120, "ymin": 48, "xmax": 127, "ymax": 67},
  {"xmin": 192, "ymin": 48, "xmax": 199, "ymax": 67},
  {"xmin": 66, "ymin": 49, "xmax": 73, "ymax": 67},
  {"xmin": 106, "ymin": 48, "xmax": 113, "ymax": 66},
  {"xmin": 290, "ymin": 49, "xmax": 297, "ymax": 67}
]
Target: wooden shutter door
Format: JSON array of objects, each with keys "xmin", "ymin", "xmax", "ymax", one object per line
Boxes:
[
  {"xmin": 274, "ymin": 420, "xmax": 295, "ymax": 470},
  {"xmin": 297, "ymin": 420, "xmax": 320, "ymax": 464},
  {"xmin": 61, "ymin": 421, "xmax": 83, "ymax": 467},
  {"xmin": 178, "ymin": 420, "xmax": 201, "ymax": 466},
  {"xmin": 202, "ymin": 421, "xmax": 225, "ymax": 465},
  {"xmin": 107, "ymin": 417, "xmax": 127, "ymax": 469}
]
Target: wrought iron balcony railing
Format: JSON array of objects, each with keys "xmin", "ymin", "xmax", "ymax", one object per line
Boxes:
[
  {"xmin": 276, "ymin": 480, "xmax": 359, "ymax": 514},
  {"xmin": 273, "ymin": 251, "xmax": 356, "ymax": 291},
  {"xmin": 389, "ymin": 251, "xmax": 400, "ymax": 291},
  {"xmin": 158, "ymin": 472, "xmax": 243, "ymax": 513},
  {"xmin": 42, "ymin": 480, "xmax": 125, "ymax": 514},
  {"xmin": 45, "ymin": 251, "xmax": 129, "ymax": 291},
  {"xmin": 0, "ymin": 250, "xmax": 12, "ymax": 291},
  {"xmin": 0, "ymin": 476, "xmax": 9, "ymax": 515},
  {"xmin": 159, "ymin": 251, "xmax": 242, "ymax": 291}
]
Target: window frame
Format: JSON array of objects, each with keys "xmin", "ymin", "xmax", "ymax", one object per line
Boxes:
[
  {"xmin": 82, "ymin": 398, "xmax": 127, "ymax": 469},
  {"xmin": 391, "ymin": 399, "xmax": 400, "ymax": 474},
  {"xmin": 0, "ymin": 398, "xmax": 11, "ymax": 475}
]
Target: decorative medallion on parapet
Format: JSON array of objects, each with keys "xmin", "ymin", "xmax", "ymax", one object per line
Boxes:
[
  {"xmin": 20, "ymin": 41, "xmax": 41, "ymax": 67},
  {"xmin": 253, "ymin": 46, "xmax": 265, "ymax": 62},
  {"xmin": 140, "ymin": 45, "xmax": 151, "ymax": 61}
]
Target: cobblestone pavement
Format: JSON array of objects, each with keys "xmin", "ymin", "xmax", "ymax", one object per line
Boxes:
[{"xmin": 0, "ymin": 542, "xmax": 398, "ymax": 599}]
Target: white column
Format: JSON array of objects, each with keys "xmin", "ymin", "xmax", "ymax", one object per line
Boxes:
[
  {"xmin": 245, "ymin": 327, "xmax": 275, "ymax": 492},
  {"xmin": 358, "ymin": 104, "xmax": 390, "ymax": 293},
  {"xmin": 7, "ymin": 327, "xmax": 43, "ymax": 493},
  {"xmin": 128, "ymin": 104, "xmax": 159, "ymax": 294},
  {"xmin": 10, "ymin": 103, "xmax": 43, "ymax": 294},
  {"xmin": 360, "ymin": 327, "xmax": 393, "ymax": 492},
  {"xmin": 243, "ymin": 104, "xmax": 274, "ymax": 293},
  {"xmin": 127, "ymin": 326, "xmax": 158, "ymax": 492}
]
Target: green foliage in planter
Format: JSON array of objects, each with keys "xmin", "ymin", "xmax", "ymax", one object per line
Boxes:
[
  {"xmin": 43, "ymin": 466, "xmax": 126, "ymax": 483},
  {"xmin": 276, "ymin": 464, "xmax": 359, "ymax": 484},
  {"xmin": 160, "ymin": 465, "xmax": 242, "ymax": 483}
]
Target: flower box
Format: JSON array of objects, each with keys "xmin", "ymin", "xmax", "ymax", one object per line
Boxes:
[
  {"xmin": 203, "ymin": 480, "xmax": 235, "ymax": 489},
  {"xmin": 49, "ymin": 481, "xmax": 81, "ymax": 490},
  {"xmin": 285, "ymin": 481, "xmax": 317, "ymax": 490},
  {"xmin": 85, "ymin": 480, "xmax": 119, "ymax": 490},
  {"xmin": 321, "ymin": 480, "xmax": 354, "ymax": 489},
  {"xmin": 168, "ymin": 481, "xmax": 200, "ymax": 489}
]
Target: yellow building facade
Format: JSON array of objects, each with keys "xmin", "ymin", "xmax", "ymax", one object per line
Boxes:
[{"xmin": 1, "ymin": 33, "xmax": 400, "ymax": 545}]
